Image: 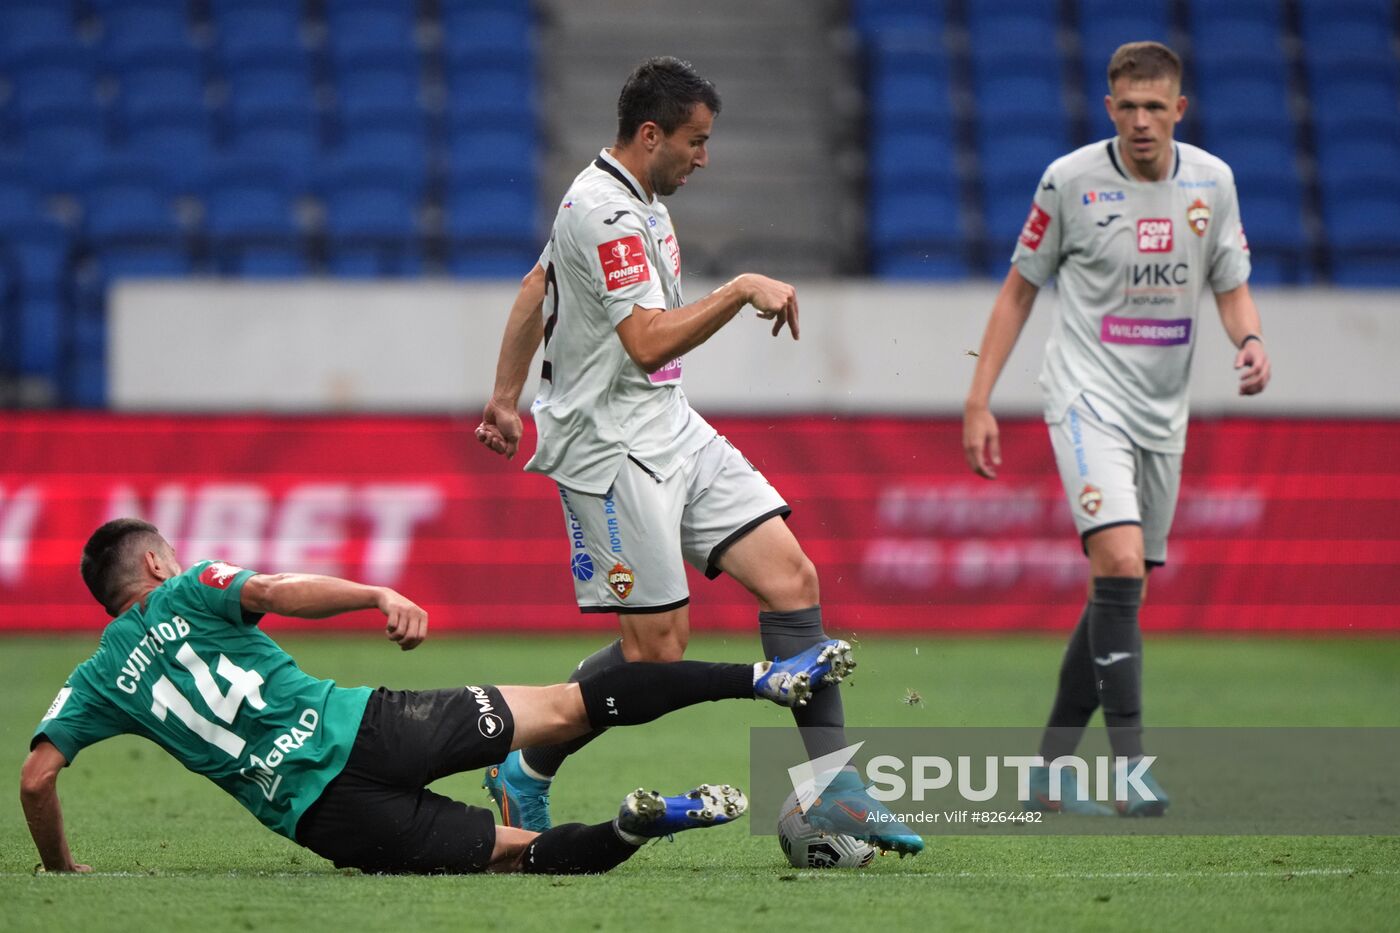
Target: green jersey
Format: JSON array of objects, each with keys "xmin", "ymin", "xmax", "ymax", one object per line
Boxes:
[{"xmin": 32, "ymin": 561, "xmax": 371, "ymax": 840}]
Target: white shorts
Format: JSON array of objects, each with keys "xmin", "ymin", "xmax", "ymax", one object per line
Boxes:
[
  {"xmin": 1048, "ymin": 397, "xmax": 1183, "ymax": 566},
  {"xmin": 556, "ymin": 435, "xmax": 790, "ymax": 613}
]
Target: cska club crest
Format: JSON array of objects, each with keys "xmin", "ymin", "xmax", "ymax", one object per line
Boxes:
[
  {"xmin": 1186, "ymin": 198, "xmax": 1211, "ymax": 237},
  {"xmin": 607, "ymin": 562, "xmax": 635, "ymax": 600},
  {"xmin": 1079, "ymin": 484, "xmax": 1103, "ymax": 516}
]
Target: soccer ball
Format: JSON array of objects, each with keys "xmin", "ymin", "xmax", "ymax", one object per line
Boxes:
[{"xmin": 777, "ymin": 792, "xmax": 877, "ymax": 869}]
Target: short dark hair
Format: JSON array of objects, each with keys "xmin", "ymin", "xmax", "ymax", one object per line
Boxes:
[
  {"xmin": 81, "ymin": 518, "xmax": 163, "ymax": 616},
  {"xmin": 616, "ymin": 56, "xmax": 721, "ymax": 142},
  {"xmin": 1107, "ymin": 41, "xmax": 1182, "ymax": 91}
]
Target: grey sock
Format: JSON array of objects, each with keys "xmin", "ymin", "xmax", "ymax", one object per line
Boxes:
[{"xmin": 759, "ymin": 605, "xmax": 848, "ymax": 761}]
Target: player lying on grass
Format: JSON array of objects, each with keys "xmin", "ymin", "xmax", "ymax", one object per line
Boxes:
[{"xmin": 20, "ymin": 518, "xmax": 853, "ymax": 875}]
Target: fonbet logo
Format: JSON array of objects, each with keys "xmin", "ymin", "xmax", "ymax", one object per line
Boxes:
[
  {"xmin": 1018, "ymin": 204, "xmax": 1051, "ymax": 251},
  {"xmin": 598, "ymin": 235, "xmax": 650, "ymax": 291},
  {"xmin": 790, "ymin": 745, "xmax": 1160, "ymax": 809},
  {"xmin": 1137, "ymin": 218, "xmax": 1173, "ymax": 252},
  {"xmin": 468, "ymin": 685, "xmax": 505, "ymax": 739}
]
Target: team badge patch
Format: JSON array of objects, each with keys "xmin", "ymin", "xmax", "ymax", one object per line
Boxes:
[
  {"xmin": 1186, "ymin": 198, "xmax": 1211, "ymax": 237},
  {"xmin": 598, "ymin": 235, "xmax": 650, "ymax": 291},
  {"xmin": 199, "ymin": 561, "xmax": 243, "ymax": 589},
  {"xmin": 607, "ymin": 562, "xmax": 635, "ymax": 600},
  {"xmin": 663, "ymin": 233, "xmax": 681, "ymax": 276},
  {"xmin": 1079, "ymin": 484, "xmax": 1103, "ymax": 516},
  {"xmin": 1019, "ymin": 203, "xmax": 1051, "ymax": 251},
  {"xmin": 571, "ymin": 552, "xmax": 595, "ymax": 582}
]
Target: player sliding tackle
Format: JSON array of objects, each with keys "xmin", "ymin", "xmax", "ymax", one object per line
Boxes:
[{"xmin": 20, "ymin": 519, "xmax": 853, "ymax": 875}]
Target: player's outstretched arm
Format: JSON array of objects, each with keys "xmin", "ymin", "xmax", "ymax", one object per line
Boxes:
[
  {"xmin": 241, "ymin": 574, "xmax": 429, "ymax": 650},
  {"xmin": 477, "ymin": 263, "xmax": 547, "ymax": 459},
  {"xmin": 20, "ymin": 740, "xmax": 89, "ymax": 873},
  {"xmin": 614, "ymin": 273, "xmax": 798, "ymax": 373},
  {"xmin": 963, "ymin": 267, "xmax": 1041, "ymax": 479},
  {"xmin": 1215, "ymin": 283, "xmax": 1271, "ymax": 396}
]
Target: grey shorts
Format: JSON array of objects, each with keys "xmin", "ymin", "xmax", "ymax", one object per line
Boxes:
[
  {"xmin": 557, "ymin": 434, "xmax": 790, "ymax": 613},
  {"xmin": 1048, "ymin": 396, "xmax": 1183, "ymax": 566}
]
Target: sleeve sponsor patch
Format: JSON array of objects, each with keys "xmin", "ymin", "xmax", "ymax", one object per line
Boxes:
[
  {"xmin": 597, "ymin": 235, "xmax": 651, "ymax": 291},
  {"xmin": 1019, "ymin": 204, "xmax": 1051, "ymax": 251},
  {"xmin": 199, "ymin": 561, "xmax": 244, "ymax": 590},
  {"xmin": 43, "ymin": 686, "xmax": 72, "ymax": 721}
]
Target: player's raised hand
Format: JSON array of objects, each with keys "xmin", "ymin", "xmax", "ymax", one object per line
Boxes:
[
  {"xmin": 963, "ymin": 405, "xmax": 1002, "ymax": 479},
  {"xmin": 377, "ymin": 588, "xmax": 428, "ymax": 650},
  {"xmin": 740, "ymin": 273, "xmax": 799, "ymax": 339},
  {"xmin": 475, "ymin": 398, "xmax": 523, "ymax": 459},
  {"xmin": 1233, "ymin": 338, "xmax": 1271, "ymax": 396}
]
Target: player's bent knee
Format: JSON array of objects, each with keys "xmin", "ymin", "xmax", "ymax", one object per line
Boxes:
[
  {"xmin": 490, "ymin": 825, "xmax": 538, "ymax": 873},
  {"xmin": 622, "ymin": 637, "xmax": 687, "ymax": 662}
]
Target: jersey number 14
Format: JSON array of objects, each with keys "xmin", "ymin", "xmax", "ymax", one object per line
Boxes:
[{"xmin": 150, "ymin": 644, "xmax": 266, "ymax": 757}]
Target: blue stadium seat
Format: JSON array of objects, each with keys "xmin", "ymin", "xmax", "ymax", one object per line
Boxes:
[
  {"xmin": 110, "ymin": 49, "xmax": 207, "ymax": 116},
  {"xmin": 0, "ymin": 5, "xmax": 77, "ymax": 61},
  {"xmin": 98, "ymin": 3, "xmax": 194, "ymax": 59},
  {"xmin": 871, "ymin": 130, "xmax": 957, "ymax": 186},
  {"xmin": 331, "ymin": 49, "xmax": 422, "ymax": 121},
  {"xmin": 445, "ymin": 127, "xmax": 536, "ymax": 184},
  {"xmin": 118, "ymin": 121, "xmax": 216, "ymax": 191},
  {"xmin": 441, "ymin": 6, "xmax": 532, "ymax": 62},
  {"xmin": 10, "ymin": 53, "xmax": 99, "ymax": 118},
  {"xmin": 227, "ymin": 115, "xmax": 324, "ymax": 188},
  {"xmin": 1322, "ymin": 182, "xmax": 1400, "ymax": 285},
  {"xmin": 321, "ymin": 158, "xmax": 424, "ymax": 277},
  {"xmin": 870, "ymin": 70, "xmax": 955, "ymax": 126},
  {"xmin": 869, "ymin": 182, "xmax": 967, "ymax": 279},
  {"xmin": 444, "ymin": 182, "xmax": 534, "ymax": 246},
  {"xmin": 202, "ymin": 159, "xmax": 308, "ymax": 276},
  {"xmin": 444, "ymin": 62, "xmax": 535, "ymax": 131},
  {"xmin": 326, "ymin": 6, "xmax": 418, "ymax": 57},
  {"xmin": 1300, "ymin": 19, "xmax": 1394, "ymax": 59},
  {"xmin": 968, "ymin": 16, "xmax": 1057, "ymax": 66},
  {"xmin": 966, "ymin": 0, "xmax": 1057, "ymax": 20},
  {"xmin": 974, "ymin": 76, "xmax": 1066, "ymax": 134},
  {"xmin": 21, "ymin": 105, "xmax": 109, "ymax": 164},
  {"xmin": 334, "ymin": 121, "xmax": 431, "ymax": 191},
  {"xmin": 0, "ymin": 179, "xmax": 43, "ymax": 228},
  {"xmin": 1316, "ymin": 139, "xmax": 1399, "ymax": 192},
  {"xmin": 977, "ymin": 130, "xmax": 1067, "ymax": 188},
  {"xmin": 211, "ymin": 3, "xmax": 305, "ymax": 59},
  {"xmin": 223, "ymin": 52, "xmax": 317, "ymax": 116}
]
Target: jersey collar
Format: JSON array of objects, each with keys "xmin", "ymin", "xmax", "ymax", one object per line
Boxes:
[
  {"xmin": 594, "ymin": 149, "xmax": 652, "ymax": 205},
  {"xmin": 1105, "ymin": 139, "xmax": 1181, "ymax": 182}
]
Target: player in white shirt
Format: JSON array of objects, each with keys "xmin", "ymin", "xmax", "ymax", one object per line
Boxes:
[
  {"xmin": 962, "ymin": 42, "xmax": 1272, "ymax": 815},
  {"xmin": 475, "ymin": 57, "xmax": 922, "ymax": 854}
]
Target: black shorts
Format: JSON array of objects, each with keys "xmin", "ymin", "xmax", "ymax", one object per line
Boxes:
[{"xmin": 296, "ymin": 685, "xmax": 516, "ymax": 874}]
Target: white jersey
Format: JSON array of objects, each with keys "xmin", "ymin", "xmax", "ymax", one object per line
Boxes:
[
  {"xmin": 525, "ymin": 149, "xmax": 716, "ymax": 494},
  {"xmin": 1012, "ymin": 139, "xmax": 1251, "ymax": 453}
]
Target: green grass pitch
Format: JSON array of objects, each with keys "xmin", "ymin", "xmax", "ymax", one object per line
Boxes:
[{"xmin": 3, "ymin": 633, "xmax": 1398, "ymax": 932}]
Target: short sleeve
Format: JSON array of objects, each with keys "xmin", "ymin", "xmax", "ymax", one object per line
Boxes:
[
  {"xmin": 181, "ymin": 561, "xmax": 262, "ymax": 626},
  {"xmin": 31, "ymin": 674, "xmax": 127, "ymax": 764},
  {"xmin": 1010, "ymin": 164, "xmax": 1064, "ymax": 286},
  {"xmin": 1209, "ymin": 176, "xmax": 1251, "ymax": 293},
  {"xmin": 579, "ymin": 206, "xmax": 666, "ymax": 327}
]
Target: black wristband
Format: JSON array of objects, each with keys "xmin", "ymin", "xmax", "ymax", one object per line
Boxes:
[{"xmin": 1240, "ymin": 334, "xmax": 1263, "ymax": 347}]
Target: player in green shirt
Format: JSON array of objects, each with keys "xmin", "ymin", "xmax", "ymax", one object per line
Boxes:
[{"xmin": 21, "ymin": 519, "xmax": 854, "ymax": 875}]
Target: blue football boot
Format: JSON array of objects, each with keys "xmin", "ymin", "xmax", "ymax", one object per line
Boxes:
[
  {"xmin": 1116, "ymin": 760, "xmax": 1170, "ymax": 817},
  {"xmin": 754, "ymin": 639, "xmax": 855, "ymax": 708},
  {"xmin": 483, "ymin": 749, "xmax": 553, "ymax": 831},
  {"xmin": 806, "ymin": 770, "xmax": 925, "ymax": 856},
  {"xmin": 1024, "ymin": 764, "xmax": 1114, "ymax": 816},
  {"xmin": 615, "ymin": 783, "xmax": 748, "ymax": 838}
]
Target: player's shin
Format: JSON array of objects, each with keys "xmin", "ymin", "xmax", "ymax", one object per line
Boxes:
[
  {"xmin": 1039, "ymin": 602, "xmax": 1100, "ymax": 762},
  {"xmin": 576, "ymin": 660, "xmax": 755, "ymax": 727},
  {"xmin": 519, "ymin": 821, "xmax": 641, "ymax": 875},
  {"xmin": 759, "ymin": 606, "xmax": 848, "ymax": 760},
  {"xmin": 521, "ymin": 639, "xmax": 626, "ymax": 779},
  {"xmin": 1087, "ymin": 576, "xmax": 1145, "ymax": 759}
]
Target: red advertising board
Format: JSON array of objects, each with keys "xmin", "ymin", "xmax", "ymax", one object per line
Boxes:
[{"xmin": 1, "ymin": 414, "xmax": 1396, "ymax": 633}]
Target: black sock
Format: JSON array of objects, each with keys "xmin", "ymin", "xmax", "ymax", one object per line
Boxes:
[
  {"xmin": 759, "ymin": 605, "xmax": 848, "ymax": 761},
  {"xmin": 1039, "ymin": 602, "xmax": 1099, "ymax": 761},
  {"xmin": 1087, "ymin": 576, "xmax": 1144, "ymax": 759},
  {"xmin": 522, "ymin": 640, "xmax": 626, "ymax": 778},
  {"xmin": 520, "ymin": 821, "xmax": 639, "ymax": 874},
  {"xmin": 577, "ymin": 660, "xmax": 754, "ymax": 728}
]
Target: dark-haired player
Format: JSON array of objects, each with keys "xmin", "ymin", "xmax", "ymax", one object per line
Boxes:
[
  {"xmin": 474, "ymin": 56, "xmax": 922, "ymax": 854},
  {"xmin": 962, "ymin": 42, "xmax": 1271, "ymax": 814},
  {"xmin": 21, "ymin": 518, "xmax": 852, "ymax": 874}
]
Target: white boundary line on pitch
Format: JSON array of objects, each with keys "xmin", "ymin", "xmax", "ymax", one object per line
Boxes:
[{"xmin": 793, "ymin": 867, "xmax": 1400, "ymax": 880}]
